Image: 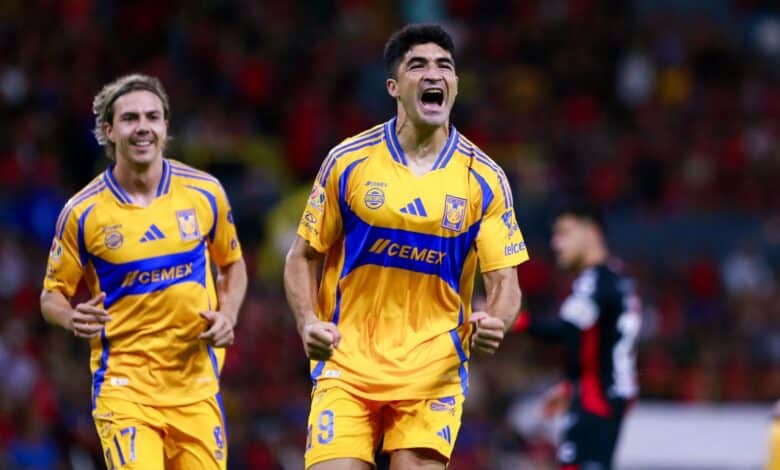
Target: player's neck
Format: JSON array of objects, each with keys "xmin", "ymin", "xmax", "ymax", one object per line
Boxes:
[
  {"xmin": 395, "ymin": 114, "xmax": 449, "ymax": 174},
  {"xmin": 577, "ymin": 246, "xmax": 608, "ymax": 272},
  {"xmin": 112, "ymin": 156, "xmax": 164, "ymax": 207}
]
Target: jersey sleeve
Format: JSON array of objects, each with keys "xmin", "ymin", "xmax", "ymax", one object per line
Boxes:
[
  {"xmin": 207, "ymin": 185, "xmax": 243, "ymax": 267},
  {"xmin": 296, "ymin": 157, "xmax": 343, "ymax": 253},
  {"xmin": 475, "ymin": 167, "xmax": 529, "ymax": 272},
  {"xmin": 43, "ymin": 206, "xmax": 84, "ymax": 297}
]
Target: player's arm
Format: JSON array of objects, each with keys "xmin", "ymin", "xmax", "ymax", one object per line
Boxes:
[
  {"xmin": 471, "ymin": 266, "xmax": 522, "ymax": 355},
  {"xmin": 284, "ymin": 236, "xmax": 340, "ymax": 360},
  {"xmin": 41, "ymin": 202, "xmax": 110, "ymax": 339},
  {"xmin": 199, "ymin": 181, "xmax": 248, "ymax": 347},
  {"xmin": 199, "ymin": 258, "xmax": 247, "ymax": 347},
  {"xmin": 41, "ymin": 289, "xmax": 111, "ymax": 338}
]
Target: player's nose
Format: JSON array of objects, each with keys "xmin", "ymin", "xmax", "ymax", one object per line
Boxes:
[{"xmin": 135, "ymin": 117, "xmax": 151, "ymax": 133}]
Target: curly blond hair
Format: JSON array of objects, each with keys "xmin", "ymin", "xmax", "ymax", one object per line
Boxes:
[{"xmin": 92, "ymin": 74, "xmax": 170, "ymax": 160}]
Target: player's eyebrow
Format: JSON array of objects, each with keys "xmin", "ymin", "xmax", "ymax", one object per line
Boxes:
[
  {"xmin": 436, "ymin": 57, "xmax": 454, "ymax": 67},
  {"xmin": 406, "ymin": 56, "xmax": 455, "ymax": 68},
  {"xmin": 119, "ymin": 110, "xmax": 161, "ymax": 118}
]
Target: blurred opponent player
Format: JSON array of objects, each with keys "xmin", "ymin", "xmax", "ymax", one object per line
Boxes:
[
  {"xmin": 40, "ymin": 74, "xmax": 247, "ymax": 469},
  {"xmin": 284, "ymin": 23, "xmax": 529, "ymax": 469},
  {"xmin": 513, "ymin": 204, "xmax": 640, "ymax": 469}
]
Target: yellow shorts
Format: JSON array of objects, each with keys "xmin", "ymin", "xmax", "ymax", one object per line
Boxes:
[
  {"xmin": 93, "ymin": 395, "xmax": 227, "ymax": 470},
  {"xmin": 304, "ymin": 386, "xmax": 464, "ymax": 469},
  {"xmin": 770, "ymin": 418, "xmax": 780, "ymax": 470}
]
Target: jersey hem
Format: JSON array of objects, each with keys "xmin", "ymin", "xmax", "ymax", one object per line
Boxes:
[
  {"xmin": 94, "ymin": 385, "xmax": 219, "ymax": 408},
  {"xmin": 313, "ymin": 378, "xmax": 465, "ymax": 402}
]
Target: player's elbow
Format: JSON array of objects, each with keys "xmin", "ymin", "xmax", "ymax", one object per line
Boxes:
[
  {"xmin": 285, "ymin": 236, "xmax": 322, "ymax": 265},
  {"xmin": 39, "ymin": 289, "xmax": 62, "ymax": 325}
]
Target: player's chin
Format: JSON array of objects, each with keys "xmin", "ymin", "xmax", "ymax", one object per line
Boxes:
[{"xmin": 415, "ymin": 107, "xmax": 450, "ymax": 127}]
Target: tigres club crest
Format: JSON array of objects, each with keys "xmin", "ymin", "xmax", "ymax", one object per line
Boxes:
[
  {"xmin": 501, "ymin": 209, "xmax": 519, "ymax": 239},
  {"xmin": 441, "ymin": 195, "xmax": 466, "ymax": 232},
  {"xmin": 176, "ymin": 209, "xmax": 201, "ymax": 241}
]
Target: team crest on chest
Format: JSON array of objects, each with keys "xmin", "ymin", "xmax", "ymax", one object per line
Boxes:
[
  {"xmin": 364, "ymin": 188, "xmax": 385, "ymax": 209},
  {"xmin": 441, "ymin": 195, "xmax": 467, "ymax": 232},
  {"xmin": 103, "ymin": 227, "xmax": 124, "ymax": 250},
  {"xmin": 176, "ymin": 209, "xmax": 201, "ymax": 241}
]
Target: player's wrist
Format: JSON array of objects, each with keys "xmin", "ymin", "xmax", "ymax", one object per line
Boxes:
[
  {"xmin": 217, "ymin": 310, "xmax": 237, "ymax": 328},
  {"xmin": 297, "ymin": 312, "xmax": 319, "ymax": 335}
]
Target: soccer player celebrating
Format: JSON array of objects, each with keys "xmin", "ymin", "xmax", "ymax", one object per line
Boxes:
[
  {"xmin": 40, "ymin": 74, "xmax": 247, "ymax": 469},
  {"xmin": 513, "ymin": 204, "xmax": 640, "ymax": 469},
  {"xmin": 284, "ymin": 24, "xmax": 529, "ymax": 469}
]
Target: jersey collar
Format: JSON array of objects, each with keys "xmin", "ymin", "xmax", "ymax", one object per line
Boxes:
[
  {"xmin": 103, "ymin": 158, "xmax": 172, "ymax": 204},
  {"xmin": 383, "ymin": 117, "xmax": 460, "ymax": 170}
]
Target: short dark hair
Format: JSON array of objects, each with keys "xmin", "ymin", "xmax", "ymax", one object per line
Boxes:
[
  {"xmin": 556, "ymin": 202, "xmax": 606, "ymax": 233},
  {"xmin": 383, "ymin": 23, "xmax": 455, "ymax": 78}
]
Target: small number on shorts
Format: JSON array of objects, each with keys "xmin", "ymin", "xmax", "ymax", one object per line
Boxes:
[
  {"xmin": 105, "ymin": 448, "xmax": 116, "ymax": 470},
  {"xmin": 317, "ymin": 409, "xmax": 334, "ymax": 444},
  {"xmin": 113, "ymin": 426, "xmax": 137, "ymax": 465},
  {"xmin": 214, "ymin": 425, "xmax": 225, "ymax": 449}
]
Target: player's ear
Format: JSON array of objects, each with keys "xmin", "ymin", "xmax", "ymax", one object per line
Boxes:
[
  {"xmin": 103, "ymin": 122, "xmax": 115, "ymax": 143},
  {"xmin": 386, "ymin": 78, "xmax": 399, "ymax": 99},
  {"xmin": 452, "ymin": 75, "xmax": 459, "ymax": 100}
]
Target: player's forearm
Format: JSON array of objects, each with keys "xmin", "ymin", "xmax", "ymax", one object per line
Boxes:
[
  {"xmin": 216, "ymin": 257, "xmax": 248, "ymax": 326},
  {"xmin": 284, "ymin": 241, "xmax": 321, "ymax": 334},
  {"xmin": 40, "ymin": 289, "xmax": 73, "ymax": 330},
  {"xmin": 484, "ymin": 268, "xmax": 523, "ymax": 332}
]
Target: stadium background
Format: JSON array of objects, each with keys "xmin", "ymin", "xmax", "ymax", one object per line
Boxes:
[{"xmin": 0, "ymin": 0, "xmax": 778, "ymax": 468}]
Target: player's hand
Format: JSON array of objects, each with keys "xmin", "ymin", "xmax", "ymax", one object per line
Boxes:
[
  {"xmin": 199, "ymin": 311, "xmax": 236, "ymax": 348},
  {"xmin": 470, "ymin": 311, "xmax": 505, "ymax": 355},
  {"xmin": 70, "ymin": 292, "xmax": 111, "ymax": 339},
  {"xmin": 300, "ymin": 320, "xmax": 340, "ymax": 361}
]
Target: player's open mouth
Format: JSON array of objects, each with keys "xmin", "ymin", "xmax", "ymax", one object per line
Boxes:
[
  {"xmin": 131, "ymin": 140, "xmax": 154, "ymax": 148},
  {"xmin": 419, "ymin": 88, "xmax": 445, "ymax": 112}
]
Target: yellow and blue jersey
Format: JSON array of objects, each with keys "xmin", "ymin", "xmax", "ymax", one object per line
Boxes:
[
  {"xmin": 44, "ymin": 159, "xmax": 242, "ymax": 407},
  {"xmin": 297, "ymin": 118, "xmax": 529, "ymax": 401}
]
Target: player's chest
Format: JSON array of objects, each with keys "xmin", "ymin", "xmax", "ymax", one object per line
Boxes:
[
  {"xmin": 86, "ymin": 198, "xmax": 210, "ymax": 263},
  {"xmin": 346, "ymin": 163, "xmax": 478, "ymax": 234}
]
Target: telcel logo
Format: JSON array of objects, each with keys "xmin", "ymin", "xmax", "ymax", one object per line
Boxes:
[
  {"xmin": 504, "ymin": 242, "xmax": 526, "ymax": 256},
  {"xmin": 369, "ymin": 238, "xmax": 447, "ymax": 264}
]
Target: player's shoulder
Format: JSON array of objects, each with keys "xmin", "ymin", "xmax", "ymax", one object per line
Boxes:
[
  {"xmin": 601, "ymin": 261, "xmax": 636, "ymax": 295},
  {"xmin": 67, "ymin": 174, "xmax": 109, "ymax": 211},
  {"xmin": 317, "ymin": 122, "xmax": 387, "ymax": 184},
  {"xmin": 455, "ymin": 135, "xmax": 507, "ymax": 179},
  {"xmin": 168, "ymin": 159, "xmax": 223, "ymax": 190},
  {"xmin": 581, "ymin": 263, "xmax": 633, "ymax": 305},
  {"xmin": 330, "ymin": 122, "xmax": 386, "ymax": 159},
  {"xmin": 55, "ymin": 173, "xmax": 108, "ymax": 236}
]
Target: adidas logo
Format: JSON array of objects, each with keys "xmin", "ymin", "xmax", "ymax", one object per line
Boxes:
[
  {"xmin": 399, "ymin": 198, "xmax": 427, "ymax": 216},
  {"xmin": 436, "ymin": 425, "xmax": 452, "ymax": 444},
  {"xmin": 140, "ymin": 224, "xmax": 165, "ymax": 243}
]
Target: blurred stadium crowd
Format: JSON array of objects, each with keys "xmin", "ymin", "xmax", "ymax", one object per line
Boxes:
[{"xmin": 0, "ymin": 0, "xmax": 778, "ymax": 468}]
